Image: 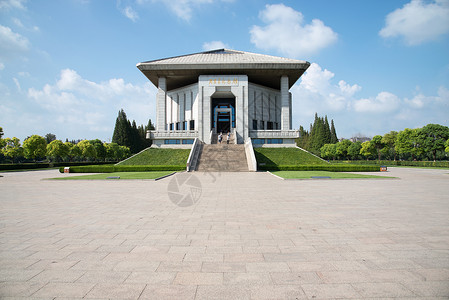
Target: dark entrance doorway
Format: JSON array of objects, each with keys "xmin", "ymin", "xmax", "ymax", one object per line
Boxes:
[{"xmin": 211, "ymin": 98, "xmax": 235, "ymax": 134}]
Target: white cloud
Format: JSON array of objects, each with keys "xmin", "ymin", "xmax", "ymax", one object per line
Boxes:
[
  {"xmin": 353, "ymin": 92, "xmax": 400, "ymax": 113},
  {"xmin": 291, "ymin": 63, "xmax": 449, "ymax": 137},
  {"xmin": 0, "ymin": 62, "xmax": 4, "ymax": 70},
  {"xmin": 202, "ymin": 40, "xmax": 229, "ymax": 51},
  {"xmin": 25, "ymin": 69, "xmax": 156, "ymax": 140},
  {"xmin": 12, "ymin": 77, "xmax": 21, "ymax": 92},
  {"xmin": 138, "ymin": 0, "xmax": 231, "ymax": 21},
  {"xmin": 122, "ymin": 6, "xmax": 139, "ymax": 22},
  {"xmin": 0, "ymin": 25, "xmax": 29, "ymax": 58},
  {"xmin": 0, "ymin": 0, "xmax": 26, "ymax": 10},
  {"xmin": 250, "ymin": 4, "xmax": 337, "ymax": 58},
  {"xmin": 380, "ymin": 0, "xmax": 449, "ymax": 45}
]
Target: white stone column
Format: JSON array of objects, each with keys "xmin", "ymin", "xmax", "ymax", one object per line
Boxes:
[
  {"xmin": 198, "ymin": 86, "xmax": 204, "ymax": 141},
  {"xmin": 156, "ymin": 77, "xmax": 166, "ymax": 131},
  {"xmin": 242, "ymin": 84, "xmax": 249, "ymax": 141},
  {"xmin": 280, "ymin": 75, "xmax": 290, "ymax": 130},
  {"xmin": 179, "ymin": 93, "xmax": 185, "ymax": 131}
]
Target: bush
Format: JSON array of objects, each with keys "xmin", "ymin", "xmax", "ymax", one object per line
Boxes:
[
  {"xmin": 337, "ymin": 160, "xmax": 449, "ymax": 168},
  {"xmin": 258, "ymin": 164, "xmax": 380, "ymax": 172},
  {"xmin": 59, "ymin": 165, "xmax": 186, "ymax": 173},
  {"xmin": 0, "ymin": 161, "xmax": 115, "ymax": 171}
]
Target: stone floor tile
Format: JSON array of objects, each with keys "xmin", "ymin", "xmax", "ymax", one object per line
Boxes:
[
  {"xmin": 301, "ymin": 283, "xmax": 361, "ymax": 299},
  {"xmin": 351, "ymin": 282, "xmax": 416, "ymax": 298},
  {"xmin": 183, "ymin": 253, "xmax": 223, "ymax": 262},
  {"xmin": 249, "ymin": 285, "xmax": 307, "ymax": 299},
  {"xmin": 157, "ymin": 261, "xmax": 201, "ymax": 272},
  {"xmin": 270, "ymin": 271, "xmax": 322, "ymax": 285},
  {"xmin": 112, "ymin": 260, "xmax": 160, "ymax": 272},
  {"xmin": 124, "ymin": 271, "xmax": 175, "ymax": 284},
  {"xmin": 75, "ymin": 270, "xmax": 130, "ymax": 283},
  {"xmin": 196, "ymin": 285, "xmax": 251, "ymax": 300},
  {"xmin": 246, "ymin": 262, "xmax": 290, "ymax": 272},
  {"xmin": 138, "ymin": 284, "xmax": 196, "ymax": 300},
  {"xmin": 0, "ymin": 269, "xmax": 43, "ymax": 282},
  {"xmin": 0, "ymin": 281, "xmax": 46, "ymax": 297},
  {"xmin": 224, "ymin": 253, "xmax": 264, "ymax": 262},
  {"xmin": 173, "ymin": 272, "xmax": 223, "ymax": 285},
  {"xmin": 26, "ymin": 259, "xmax": 79, "ymax": 270},
  {"xmin": 28, "ymin": 269, "xmax": 85, "ymax": 283},
  {"xmin": 402, "ymin": 281, "xmax": 449, "ymax": 297},
  {"xmin": 201, "ymin": 262, "xmax": 246, "ymax": 273},
  {"xmin": 223, "ymin": 272, "xmax": 272, "ymax": 285},
  {"xmin": 84, "ymin": 283, "xmax": 146, "ymax": 299},
  {"xmin": 31, "ymin": 282, "xmax": 95, "ymax": 298}
]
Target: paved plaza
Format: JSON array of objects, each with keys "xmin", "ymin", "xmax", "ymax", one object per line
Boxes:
[{"xmin": 0, "ymin": 168, "xmax": 448, "ymax": 299}]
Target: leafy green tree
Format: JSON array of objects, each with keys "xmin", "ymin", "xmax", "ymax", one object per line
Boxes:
[
  {"xmin": 105, "ymin": 142, "xmax": 119, "ymax": 161},
  {"xmin": 360, "ymin": 141, "xmax": 375, "ymax": 160},
  {"xmin": 0, "ymin": 126, "xmax": 5, "ymax": 149},
  {"xmin": 23, "ymin": 135, "xmax": 47, "ymax": 161},
  {"xmin": 66, "ymin": 142, "xmax": 82, "ymax": 161},
  {"xmin": 395, "ymin": 128, "xmax": 420, "ymax": 160},
  {"xmin": 381, "ymin": 131, "xmax": 398, "ymax": 161},
  {"xmin": 45, "ymin": 133, "xmax": 57, "ymax": 144},
  {"xmin": 416, "ymin": 124, "xmax": 449, "ymax": 161},
  {"xmin": 335, "ymin": 139, "xmax": 352, "ymax": 160},
  {"xmin": 89, "ymin": 139, "xmax": 106, "ymax": 161},
  {"xmin": 118, "ymin": 145, "xmax": 131, "ymax": 160},
  {"xmin": 77, "ymin": 140, "xmax": 96, "ymax": 161},
  {"xmin": 46, "ymin": 140, "xmax": 68, "ymax": 162},
  {"xmin": 320, "ymin": 143, "xmax": 337, "ymax": 160},
  {"xmin": 2, "ymin": 137, "xmax": 23, "ymax": 162},
  {"xmin": 348, "ymin": 141, "xmax": 362, "ymax": 160},
  {"xmin": 371, "ymin": 135, "xmax": 384, "ymax": 161}
]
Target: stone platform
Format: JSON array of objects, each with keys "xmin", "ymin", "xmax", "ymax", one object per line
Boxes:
[{"xmin": 0, "ymin": 168, "xmax": 448, "ymax": 299}]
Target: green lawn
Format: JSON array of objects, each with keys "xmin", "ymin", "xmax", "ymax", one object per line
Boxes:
[
  {"xmin": 254, "ymin": 147, "xmax": 326, "ymax": 166},
  {"xmin": 117, "ymin": 148, "xmax": 190, "ymax": 166},
  {"xmin": 271, "ymin": 170, "xmax": 394, "ymax": 179},
  {"xmin": 51, "ymin": 171, "xmax": 175, "ymax": 180}
]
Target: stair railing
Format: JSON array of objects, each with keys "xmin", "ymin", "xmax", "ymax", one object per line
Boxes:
[
  {"xmin": 186, "ymin": 138, "xmax": 202, "ymax": 172},
  {"xmin": 244, "ymin": 137, "xmax": 257, "ymax": 171}
]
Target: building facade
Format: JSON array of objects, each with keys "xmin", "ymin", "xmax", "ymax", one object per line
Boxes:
[{"xmin": 137, "ymin": 49, "xmax": 310, "ymax": 147}]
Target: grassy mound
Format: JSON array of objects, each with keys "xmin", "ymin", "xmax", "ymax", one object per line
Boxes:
[
  {"xmin": 52, "ymin": 171, "xmax": 174, "ymax": 180},
  {"xmin": 254, "ymin": 147, "xmax": 325, "ymax": 166},
  {"xmin": 117, "ymin": 148, "xmax": 191, "ymax": 166},
  {"xmin": 272, "ymin": 171, "xmax": 393, "ymax": 179}
]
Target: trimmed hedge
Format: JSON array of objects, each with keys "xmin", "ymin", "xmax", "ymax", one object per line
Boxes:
[
  {"xmin": 338, "ymin": 160, "xmax": 449, "ymax": 168},
  {"xmin": 59, "ymin": 165, "xmax": 186, "ymax": 173},
  {"xmin": 0, "ymin": 161, "xmax": 115, "ymax": 171},
  {"xmin": 258, "ymin": 164, "xmax": 381, "ymax": 172}
]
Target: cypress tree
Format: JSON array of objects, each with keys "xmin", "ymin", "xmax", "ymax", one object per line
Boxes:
[
  {"xmin": 330, "ymin": 119, "xmax": 338, "ymax": 143},
  {"xmin": 112, "ymin": 109, "xmax": 130, "ymax": 147},
  {"xmin": 324, "ymin": 115, "xmax": 332, "ymax": 144}
]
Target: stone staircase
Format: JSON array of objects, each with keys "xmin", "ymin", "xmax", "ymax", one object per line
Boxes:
[{"xmin": 196, "ymin": 144, "xmax": 248, "ymax": 172}]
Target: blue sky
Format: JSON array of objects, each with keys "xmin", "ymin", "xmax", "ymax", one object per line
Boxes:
[{"xmin": 1, "ymin": 0, "xmax": 448, "ymax": 142}]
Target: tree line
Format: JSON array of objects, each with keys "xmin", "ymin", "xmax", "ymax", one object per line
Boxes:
[
  {"xmin": 319, "ymin": 124, "xmax": 449, "ymax": 161},
  {"xmin": 1, "ymin": 109, "xmax": 154, "ymax": 164},
  {"xmin": 0, "ymin": 132, "xmax": 131, "ymax": 164}
]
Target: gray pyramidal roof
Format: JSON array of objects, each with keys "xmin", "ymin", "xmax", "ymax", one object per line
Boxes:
[{"xmin": 137, "ymin": 49, "xmax": 310, "ymax": 90}]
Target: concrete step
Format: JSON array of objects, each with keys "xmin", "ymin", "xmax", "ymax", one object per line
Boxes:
[{"xmin": 196, "ymin": 144, "xmax": 248, "ymax": 172}]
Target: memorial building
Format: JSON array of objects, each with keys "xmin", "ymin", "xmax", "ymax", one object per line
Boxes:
[{"xmin": 137, "ymin": 49, "xmax": 310, "ymax": 147}]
